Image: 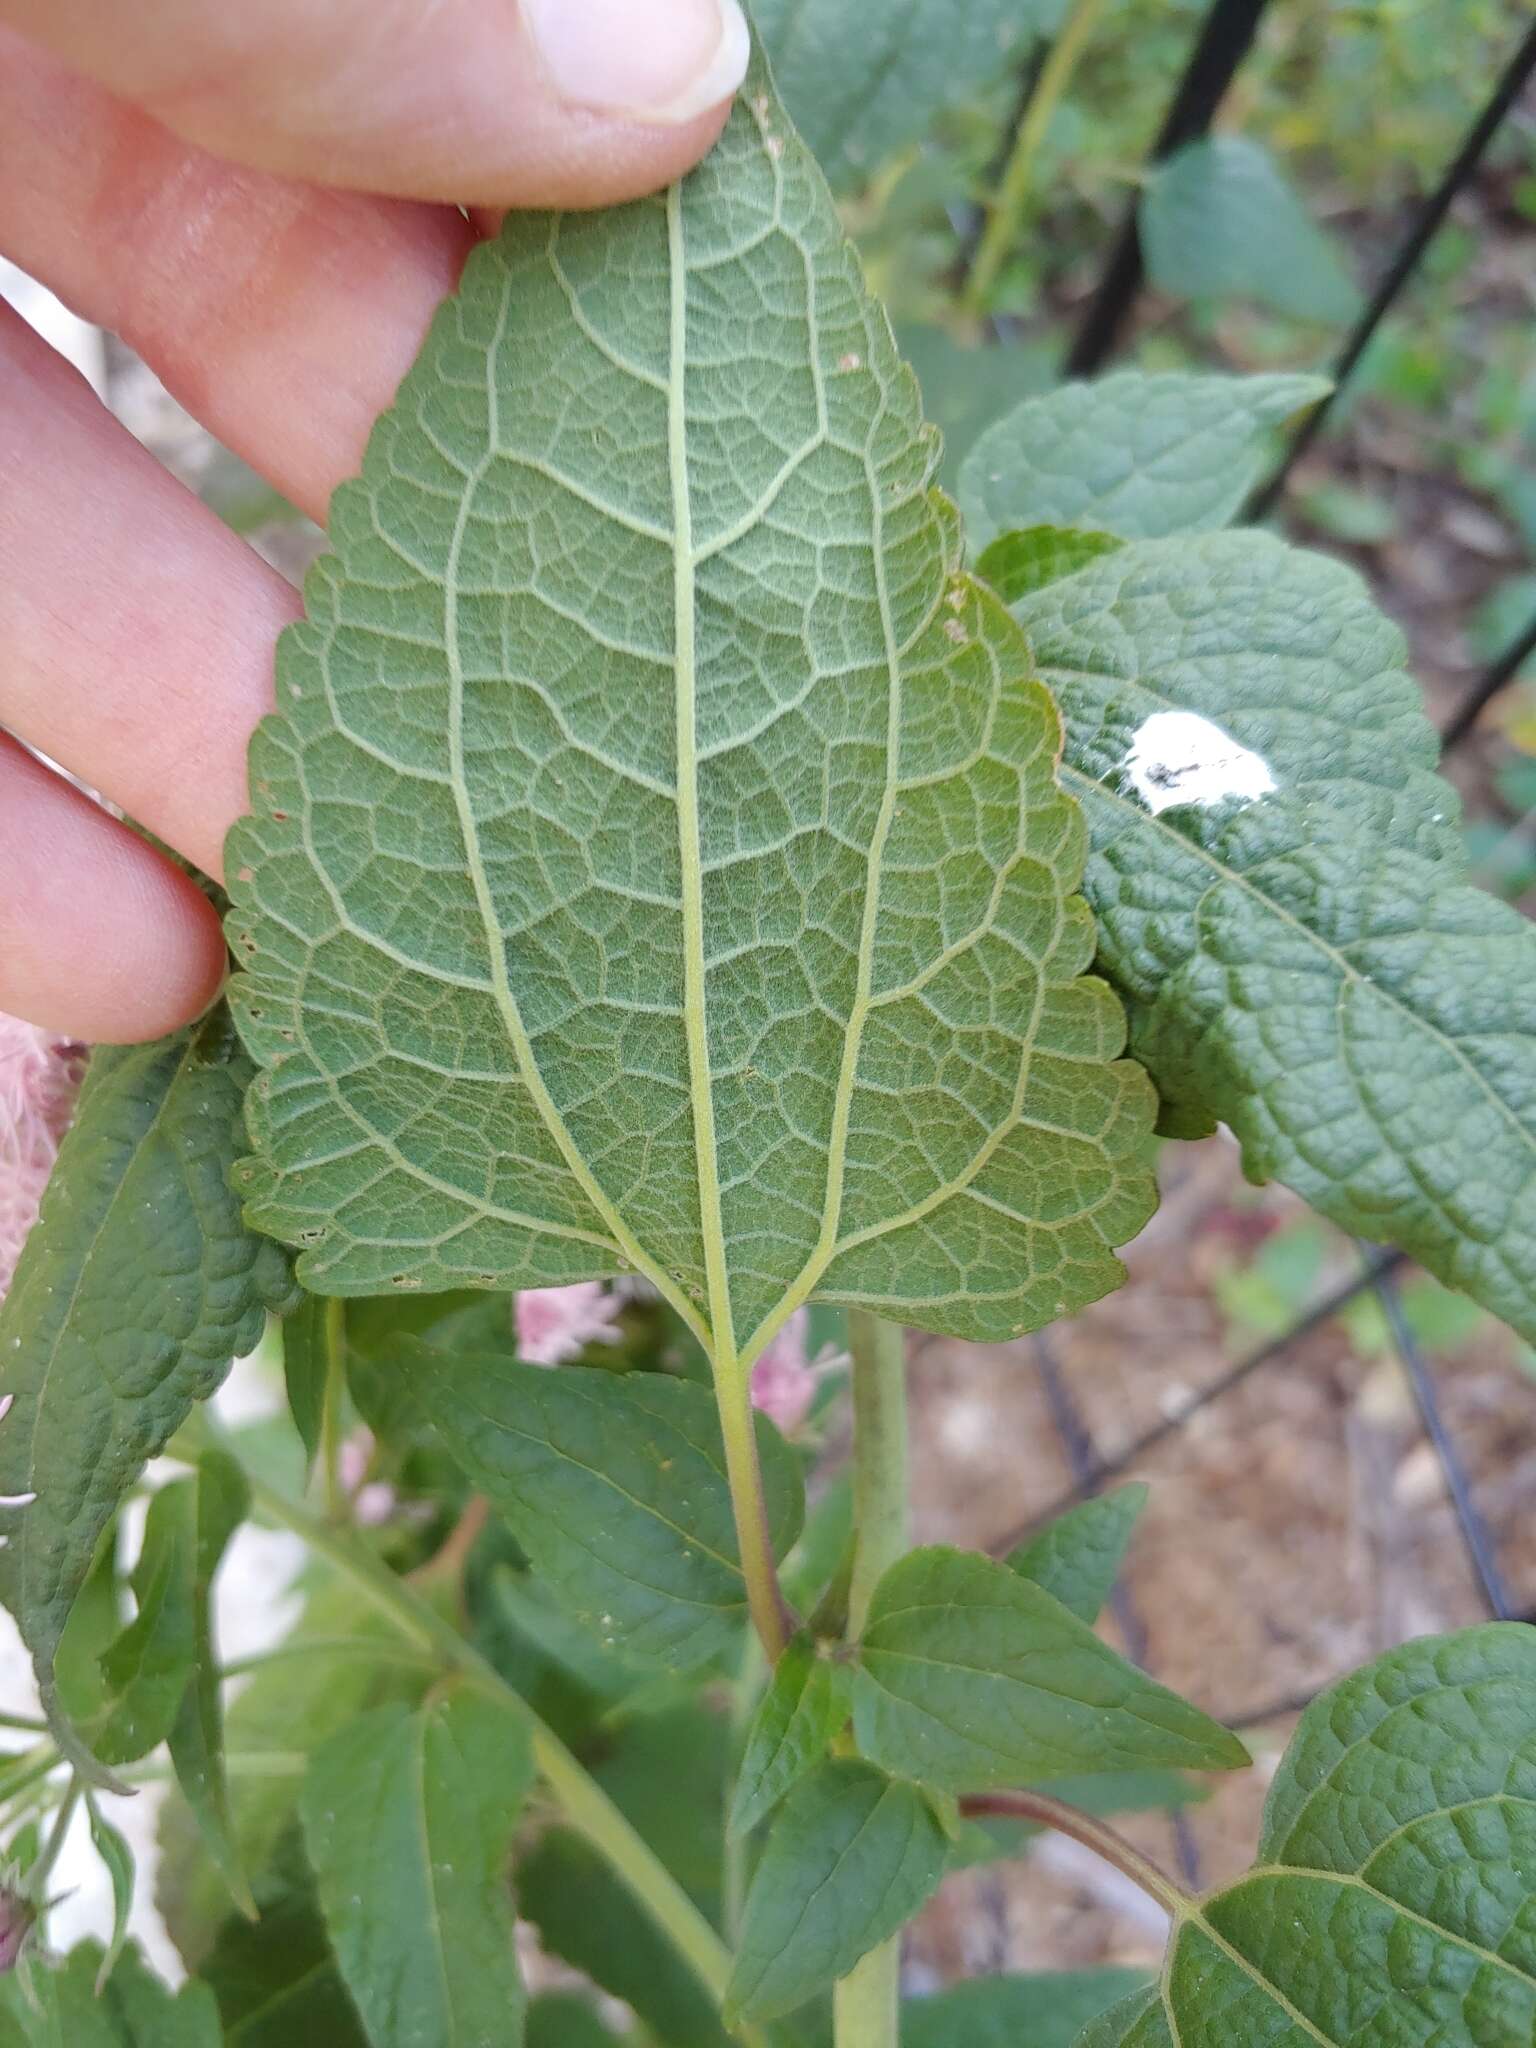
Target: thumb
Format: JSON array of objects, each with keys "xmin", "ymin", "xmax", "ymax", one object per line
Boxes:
[{"xmin": 0, "ymin": 0, "xmax": 751, "ymax": 207}]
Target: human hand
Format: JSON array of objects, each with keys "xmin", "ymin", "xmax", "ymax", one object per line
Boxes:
[{"xmin": 0, "ymin": 0, "xmax": 749, "ymax": 1041}]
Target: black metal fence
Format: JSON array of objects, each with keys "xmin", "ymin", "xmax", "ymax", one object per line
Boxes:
[{"xmin": 963, "ymin": 0, "xmax": 1536, "ymax": 1871}]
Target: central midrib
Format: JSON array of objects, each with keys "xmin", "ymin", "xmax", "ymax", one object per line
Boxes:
[{"xmin": 668, "ymin": 182, "xmax": 738, "ymax": 1369}]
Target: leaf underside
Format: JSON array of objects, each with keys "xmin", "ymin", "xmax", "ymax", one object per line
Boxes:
[
  {"xmin": 0, "ymin": 1012, "xmax": 293, "ymax": 1768},
  {"xmin": 226, "ymin": 55, "xmax": 1155, "ymax": 1362},
  {"xmin": 1080, "ymin": 1626, "xmax": 1536, "ymax": 2047},
  {"xmin": 1012, "ymin": 525, "xmax": 1536, "ymax": 1342}
]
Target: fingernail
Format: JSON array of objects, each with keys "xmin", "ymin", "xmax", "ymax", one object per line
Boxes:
[{"xmin": 524, "ymin": 0, "xmax": 751, "ymax": 125}]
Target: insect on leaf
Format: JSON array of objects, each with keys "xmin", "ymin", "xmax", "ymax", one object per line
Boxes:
[{"xmin": 225, "ymin": 49, "xmax": 1156, "ymax": 1377}]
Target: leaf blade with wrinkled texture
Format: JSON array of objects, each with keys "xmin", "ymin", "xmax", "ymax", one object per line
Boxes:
[
  {"xmin": 0, "ymin": 1012, "xmax": 294, "ymax": 1774},
  {"xmin": 1011, "ymin": 521, "xmax": 1536, "ymax": 1340},
  {"xmin": 225, "ymin": 54, "xmax": 1156, "ymax": 1370},
  {"xmin": 853, "ymin": 1547, "xmax": 1247, "ymax": 1791},
  {"xmin": 959, "ymin": 371, "xmax": 1328, "ymax": 551},
  {"xmin": 300, "ymin": 1690, "xmax": 533, "ymax": 2048},
  {"xmin": 1080, "ymin": 1626, "xmax": 1536, "ymax": 2047}
]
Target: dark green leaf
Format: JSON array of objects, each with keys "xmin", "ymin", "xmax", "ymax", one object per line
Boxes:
[
  {"xmin": 226, "ymin": 54, "xmax": 1157, "ymax": 1358},
  {"xmin": 392, "ymin": 1343, "xmax": 803, "ymax": 1669},
  {"xmin": 729, "ymin": 1632, "xmax": 850, "ymax": 1836},
  {"xmin": 301, "ymin": 1689, "xmax": 533, "ymax": 2048},
  {"xmin": 202, "ymin": 1827, "xmax": 369, "ymax": 2048},
  {"xmin": 755, "ymin": 0, "xmax": 1055, "ymax": 191},
  {"xmin": 1015, "ymin": 529, "xmax": 1536, "ymax": 1340},
  {"xmin": 977, "ymin": 527, "xmax": 1125, "ymax": 603},
  {"xmin": 1006, "ymin": 1484, "xmax": 1147, "ymax": 1624},
  {"xmin": 897, "ymin": 323, "xmax": 1054, "ymax": 489},
  {"xmin": 0, "ymin": 1011, "xmax": 294, "ymax": 1776},
  {"xmin": 853, "ymin": 1547, "xmax": 1247, "ymax": 1790},
  {"xmin": 0, "ymin": 1942, "xmax": 221, "ymax": 2048},
  {"xmin": 727, "ymin": 1758, "xmax": 948, "ymax": 2022},
  {"xmin": 280, "ymin": 1294, "xmax": 337, "ymax": 1468},
  {"xmin": 526, "ymin": 1997, "xmax": 628, "ymax": 2048},
  {"xmin": 905, "ymin": 1968, "xmax": 1146, "ymax": 2047},
  {"xmin": 959, "ymin": 372, "xmax": 1328, "ymax": 552},
  {"xmin": 1141, "ymin": 138, "xmax": 1361, "ymax": 324},
  {"xmin": 1083, "ymin": 1626, "xmax": 1536, "ymax": 2046}
]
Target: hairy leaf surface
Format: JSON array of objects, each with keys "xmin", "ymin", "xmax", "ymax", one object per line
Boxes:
[
  {"xmin": 301, "ymin": 1690, "xmax": 532, "ymax": 2048},
  {"xmin": 853, "ymin": 1547, "xmax": 1247, "ymax": 1790},
  {"xmin": 1011, "ymin": 523, "xmax": 1536, "ymax": 1340},
  {"xmin": 754, "ymin": 0, "xmax": 1058, "ymax": 191},
  {"xmin": 1007, "ymin": 1483, "xmax": 1147, "ymax": 1624},
  {"xmin": 726, "ymin": 1757, "xmax": 949, "ymax": 2021},
  {"xmin": 226, "ymin": 56, "xmax": 1156, "ymax": 1368},
  {"xmin": 0, "ymin": 1013, "xmax": 293, "ymax": 1771},
  {"xmin": 959, "ymin": 372, "xmax": 1327, "ymax": 551},
  {"xmin": 1079, "ymin": 1626, "xmax": 1536, "ymax": 2048},
  {"xmin": 392, "ymin": 1342, "xmax": 802, "ymax": 1668}
]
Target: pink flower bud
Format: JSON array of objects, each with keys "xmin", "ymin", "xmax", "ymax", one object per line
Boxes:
[
  {"xmin": 514, "ymin": 1284, "xmax": 626, "ymax": 1367},
  {"xmin": 0, "ymin": 1013, "xmax": 86, "ymax": 1303},
  {"xmin": 750, "ymin": 1309, "xmax": 816, "ymax": 1436},
  {"xmin": 0, "ymin": 1886, "xmax": 36, "ymax": 1973}
]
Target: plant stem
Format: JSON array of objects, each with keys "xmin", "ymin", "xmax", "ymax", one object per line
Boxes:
[
  {"xmin": 960, "ymin": 1790, "xmax": 1191, "ymax": 1916},
  {"xmin": 714, "ymin": 1353, "xmax": 791, "ymax": 1663},
  {"xmin": 963, "ymin": 0, "xmax": 1111, "ymax": 317},
  {"xmin": 835, "ymin": 1311, "xmax": 910, "ymax": 2048},
  {"xmin": 318, "ymin": 1296, "xmax": 348, "ymax": 1519},
  {"xmin": 238, "ymin": 1466, "xmax": 737, "ymax": 2016},
  {"xmin": 30, "ymin": 1776, "xmax": 79, "ymax": 1899}
]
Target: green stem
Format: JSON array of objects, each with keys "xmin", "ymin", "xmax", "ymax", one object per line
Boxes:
[
  {"xmin": 714, "ymin": 1354, "xmax": 792, "ymax": 1663},
  {"xmin": 963, "ymin": 0, "xmax": 1111, "ymax": 317},
  {"xmin": 960, "ymin": 1790, "xmax": 1190, "ymax": 1916},
  {"xmin": 318, "ymin": 1297, "xmax": 348, "ymax": 1519},
  {"xmin": 835, "ymin": 1311, "xmax": 910, "ymax": 2048},
  {"xmin": 30, "ymin": 1777, "xmax": 80, "ymax": 1899},
  {"xmin": 0, "ymin": 1711, "xmax": 48, "ymax": 1736},
  {"xmin": 237, "ymin": 1466, "xmax": 737, "ymax": 2019}
]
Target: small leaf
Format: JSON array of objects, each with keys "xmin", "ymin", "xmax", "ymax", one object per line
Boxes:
[
  {"xmin": 1141, "ymin": 137, "xmax": 1361, "ymax": 324},
  {"xmin": 280, "ymin": 1295, "xmax": 336, "ymax": 1469},
  {"xmin": 201, "ymin": 1827, "xmax": 369, "ymax": 2048},
  {"xmin": 226, "ymin": 52, "xmax": 1157, "ymax": 1365},
  {"xmin": 904, "ymin": 1968, "xmax": 1147, "ymax": 2047},
  {"xmin": 1085, "ymin": 1625, "xmax": 1536, "ymax": 2046},
  {"xmin": 300, "ymin": 1689, "xmax": 533, "ymax": 2048},
  {"xmin": 853, "ymin": 1547, "xmax": 1247, "ymax": 1791},
  {"xmin": 1006, "ymin": 1484, "xmax": 1147, "ymax": 1624},
  {"xmin": 726, "ymin": 1758, "xmax": 949, "ymax": 2023},
  {"xmin": 729, "ymin": 1632, "xmax": 850, "ymax": 1836},
  {"xmin": 0, "ymin": 1942, "xmax": 222, "ymax": 2048},
  {"xmin": 977, "ymin": 527, "xmax": 1125, "ymax": 603},
  {"xmin": 755, "ymin": 0, "xmax": 1056, "ymax": 190},
  {"xmin": 1015, "ymin": 530, "xmax": 1536, "ymax": 1340},
  {"xmin": 959, "ymin": 371, "xmax": 1328, "ymax": 552},
  {"xmin": 85, "ymin": 1797, "xmax": 135, "ymax": 1992},
  {"xmin": 392, "ymin": 1342, "xmax": 803, "ymax": 1669},
  {"xmin": 0, "ymin": 1010, "xmax": 294, "ymax": 1776}
]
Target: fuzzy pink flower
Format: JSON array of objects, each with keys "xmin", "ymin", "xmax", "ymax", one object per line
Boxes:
[
  {"xmin": 750, "ymin": 1309, "xmax": 816, "ymax": 1435},
  {"xmin": 0, "ymin": 1013, "xmax": 86, "ymax": 1302},
  {"xmin": 515, "ymin": 1283, "xmax": 626, "ymax": 1367}
]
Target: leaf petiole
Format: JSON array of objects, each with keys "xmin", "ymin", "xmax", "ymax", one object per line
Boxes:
[{"xmin": 959, "ymin": 1788, "xmax": 1191, "ymax": 1917}]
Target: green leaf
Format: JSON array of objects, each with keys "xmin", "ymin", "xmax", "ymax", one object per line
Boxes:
[
  {"xmin": 959, "ymin": 372, "xmax": 1329, "ymax": 552},
  {"xmin": 202, "ymin": 1828, "xmax": 369, "ymax": 2048},
  {"xmin": 1006, "ymin": 1484, "xmax": 1147, "ymax": 1625},
  {"xmin": 391, "ymin": 1342, "xmax": 803, "ymax": 1669},
  {"xmin": 280, "ymin": 1294, "xmax": 335, "ymax": 1468},
  {"xmin": 225, "ymin": 53, "xmax": 1157, "ymax": 1363},
  {"xmin": 0, "ymin": 1010, "xmax": 294, "ymax": 1774},
  {"xmin": 1014, "ymin": 529, "xmax": 1536, "ymax": 1341},
  {"xmin": 726, "ymin": 1758, "xmax": 949, "ymax": 2023},
  {"xmin": 1141, "ymin": 138, "xmax": 1361, "ymax": 324},
  {"xmin": 853, "ymin": 1547, "xmax": 1247, "ymax": 1791},
  {"xmin": 300, "ymin": 1689, "xmax": 533, "ymax": 2048},
  {"xmin": 754, "ymin": 0, "xmax": 1055, "ymax": 191},
  {"xmin": 1082, "ymin": 1625, "xmax": 1536, "ymax": 2047},
  {"xmin": 729, "ymin": 1631, "xmax": 850, "ymax": 1836},
  {"xmin": 904, "ymin": 1968, "xmax": 1147, "ymax": 2047},
  {"xmin": 85, "ymin": 1796, "xmax": 135, "ymax": 1993},
  {"xmin": 527, "ymin": 1997, "xmax": 628, "ymax": 2048},
  {"xmin": 0, "ymin": 1943, "xmax": 222, "ymax": 2048},
  {"xmin": 897, "ymin": 323, "xmax": 1054, "ymax": 490},
  {"xmin": 977, "ymin": 527, "xmax": 1125, "ymax": 604}
]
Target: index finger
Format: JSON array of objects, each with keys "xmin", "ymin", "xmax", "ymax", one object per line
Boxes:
[{"xmin": 0, "ymin": 0, "xmax": 750, "ymax": 208}]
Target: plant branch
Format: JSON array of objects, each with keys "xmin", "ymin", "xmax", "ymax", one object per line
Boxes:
[
  {"xmin": 963, "ymin": 0, "xmax": 1111, "ymax": 316},
  {"xmin": 835, "ymin": 1311, "xmax": 911, "ymax": 2048},
  {"xmin": 318, "ymin": 1296, "xmax": 348, "ymax": 1519},
  {"xmin": 236, "ymin": 1463, "xmax": 738, "ymax": 2016},
  {"xmin": 960, "ymin": 1789, "xmax": 1191, "ymax": 1916}
]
